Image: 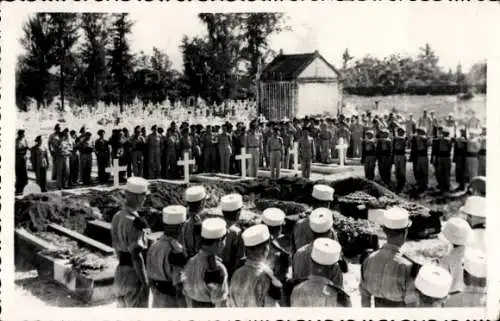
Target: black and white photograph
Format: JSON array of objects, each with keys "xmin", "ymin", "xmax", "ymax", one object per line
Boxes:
[{"xmin": 4, "ymin": 4, "xmax": 496, "ymax": 315}]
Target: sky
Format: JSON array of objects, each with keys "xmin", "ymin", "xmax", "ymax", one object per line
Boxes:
[{"xmin": 13, "ymin": 5, "xmax": 494, "ymax": 73}]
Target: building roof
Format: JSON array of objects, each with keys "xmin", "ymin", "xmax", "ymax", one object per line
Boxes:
[{"xmin": 259, "ymin": 51, "xmax": 340, "ymax": 82}]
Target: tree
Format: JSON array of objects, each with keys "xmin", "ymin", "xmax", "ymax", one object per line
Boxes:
[
  {"xmin": 49, "ymin": 13, "xmax": 80, "ymax": 111},
  {"xmin": 108, "ymin": 13, "xmax": 135, "ymax": 112},
  {"xmin": 18, "ymin": 13, "xmax": 56, "ymax": 109},
  {"xmin": 76, "ymin": 13, "xmax": 110, "ymax": 106},
  {"xmin": 341, "ymin": 48, "xmax": 353, "ymax": 71}
]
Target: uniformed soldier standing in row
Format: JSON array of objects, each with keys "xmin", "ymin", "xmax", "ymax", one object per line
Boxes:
[
  {"xmin": 411, "ymin": 128, "xmax": 430, "ymax": 193},
  {"xmin": 438, "ymin": 217, "xmax": 471, "ymax": 296},
  {"xmin": 246, "ymin": 123, "xmax": 262, "ymax": 177},
  {"xmin": 95, "ymin": 129, "xmax": 110, "ymax": 184},
  {"xmin": 229, "ymin": 224, "xmax": 283, "ymax": 307},
  {"xmin": 414, "ymin": 265, "xmax": 452, "ymax": 307},
  {"xmin": 130, "ymin": 126, "xmax": 145, "ymax": 177},
  {"xmin": 218, "ymin": 124, "xmax": 232, "ymax": 174},
  {"xmin": 219, "ymin": 193, "xmax": 245, "ymax": 279},
  {"xmin": 181, "ymin": 185, "xmax": 207, "ymax": 258},
  {"xmin": 15, "ymin": 130, "xmax": 29, "ymax": 194},
  {"xmin": 361, "ymin": 130, "xmax": 377, "ymax": 181},
  {"xmin": 266, "ymin": 126, "xmax": 284, "ymax": 179},
  {"xmin": 478, "ymin": 127, "xmax": 486, "ymax": 176},
  {"xmin": 392, "ymin": 127, "xmax": 407, "ymax": 193},
  {"xmin": 147, "ymin": 205, "xmax": 189, "ymax": 308},
  {"xmin": 433, "ymin": 127, "xmax": 453, "ymax": 193},
  {"xmin": 293, "ymin": 208, "xmax": 343, "ymax": 288},
  {"xmin": 445, "ymin": 249, "xmax": 487, "ymax": 307},
  {"xmin": 298, "ymin": 127, "xmax": 315, "ymax": 179},
  {"xmin": 111, "ymin": 177, "xmax": 151, "ymax": 307},
  {"xmin": 360, "ymin": 207, "xmax": 418, "ymax": 307},
  {"xmin": 453, "ymin": 129, "xmax": 468, "ymax": 191},
  {"xmin": 48, "ymin": 124, "xmax": 61, "ymax": 181},
  {"xmin": 30, "ymin": 135, "xmax": 50, "ymax": 192},
  {"xmin": 148, "ymin": 125, "xmax": 162, "ymax": 179},
  {"xmin": 79, "ymin": 132, "xmax": 94, "ymax": 186},
  {"xmin": 182, "ymin": 217, "xmax": 229, "ymax": 307},
  {"xmin": 376, "ymin": 128, "xmax": 393, "ymax": 186},
  {"xmin": 465, "ymin": 131, "xmax": 481, "ymax": 182},
  {"xmin": 319, "ymin": 123, "xmax": 332, "ymax": 164},
  {"xmin": 293, "ymin": 184, "xmax": 334, "ymax": 251},
  {"xmin": 291, "ymin": 238, "xmax": 351, "ymax": 307},
  {"xmin": 56, "ymin": 129, "xmax": 73, "ymax": 190}
]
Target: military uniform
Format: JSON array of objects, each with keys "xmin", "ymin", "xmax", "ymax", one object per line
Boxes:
[
  {"xmin": 465, "ymin": 136, "xmax": 480, "ymax": 182},
  {"xmin": 392, "ymin": 130, "xmax": 407, "ymax": 192},
  {"xmin": 79, "ymin": 137, "xmax": 94, "ymax": 185},
  {"xmin": 111, "ymin": 178, "xmax": 151, "ymax": 308},
  {"xmin": 15, "ymin": 135, "xmax": 29, "ymax": 193},
  {"xmin": 434, "ymin": 133, "xmax": 453, "ymax": 192},
  {"xmin": 318, "ymin": 126, "xmax": 332, "ymax": 163},
  {"xmin": 361, "ymin": 132, "xmax": 377, "ymax": 180},
  {"xmin": 56, "ymin": 137, "xmax": 73, "ymax": 189},
  {"xmin": 350, "ymin": 122, "xmax": 364, "ymax": 158},
  {"xmin": 246, "ymin": 132, "xmax": 261, "ymax": 177},
  {"xmin": 266, "ymin": 134, "xmax": 284, "ymax": 179},
  {"xmin": 453, "ymin": 135, "xmax": 467, "ymax": 190},
  {"xmin": 30, "ymin": 142, "xmax": 49, "ymax": 192},
  {"xmin": 218, "ymin": 131, "xmax": 232, "ymax": 174},
  {"xmin": 376, "ymin": 130, "xmax": 393, "ymax": 186},
  {"xmin": 478, "ymin": 132, "xmax": 486, "ymax": 176},
  {"xmin": 298, "ymin": 133, "xmax": 315, "ymax": 178},
  {"xmin": 410, "ymin": 130, "xmax": 430, "ymax": 191},
  {"xmin": 147, "ymin": 132, "xmax": 162, "ymax": 179},
  {"xmin": 130, "ymin": 134, "xmax": 146, "ymax": 177},
  {"xmin": 292, "ymin": 243, "xmax": 343, "ymax": 287},
  {"xmin": 48, "ymin": 131, "xmax": 60, "ymax": 181}
]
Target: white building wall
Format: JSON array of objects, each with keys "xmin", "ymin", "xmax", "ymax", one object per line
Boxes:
[{"xmin": 296, "ymin": 82, "xmax": 340, "ymax": 117}]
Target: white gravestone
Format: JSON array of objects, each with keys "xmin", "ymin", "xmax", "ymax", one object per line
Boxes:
[
  {"xmin": 106, "ymin": 159, "xmax": 127, "ymax": 187},
  {"xmin": 177, "ymin": 152, "xmax": 195, "ymax": 183},
  {"xmin": 335, "ymin": 138, "xmax": 349, "ymax": 167},
  {"xmin": 289, "ymin": 142, "xmax": 300, "ymax": 173},
  {"xmin": 23, "ymin": 182, "xmax": 41, "ymax": 196},
  {"xmin": 235, "ymin": 147, "xmax": 252, "ymax": 179}
]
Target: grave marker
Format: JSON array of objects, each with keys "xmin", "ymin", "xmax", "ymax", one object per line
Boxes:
[
  {"xmin": 177, "ymin": 151, "xmax": 195, "ymax": 183},
  {"xmin": 289, "ymin": 142, "xmax": 299, "ymax": 173},
  {"xmin": 235, "ymin": 147, "xmax": 252, "ymax": 178},
  {"xmin": 106, "ymin": 159, "xmax": 127, "ymax": 187},
  {"xmin": 335, "ymin": 138, "xmax": 349, "ymax": 167}
]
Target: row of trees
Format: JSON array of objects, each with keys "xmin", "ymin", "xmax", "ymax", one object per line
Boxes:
[
  {"xmin": 340, "ymin": 46, "xmax": 487, "ymax": 96},
  {"xmin": 16, "ymin": 12, "xmax": 486, "ymax": 112}
]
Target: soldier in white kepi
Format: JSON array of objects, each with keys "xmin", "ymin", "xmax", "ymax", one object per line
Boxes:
[
  {"xmin": 220, "ymin": 193, "xmax": 245, "ymax": 278},
  {"xmin": 262, "ymin": 208, "xmax": 291, "ymax": 296},
  {"xmin": 360, "ymin": 206, "xmax": 419, "ymax": 307},
  {"xmin": 292, "ymin": 208, "xmax": 344, "ymax": 288},
  {"xmin": 181, "ymin": 185, "xmax": 208, "ymax": 258},
  {"xmin": 291, "ymin": 238, "xmax": 351, "ymax": 307},
  {"xmin": 414, "ymin": 265, "xmax": 452, "ymax": 307},
  {"xmin": 229, "ymin": 224, "xmax": 283, "ymax": 307},
  {"xmin": 182, "ymin": 218, "xmax": 229, "ymax": 308},
  {"xmin": 293, "ymin": 184, "xmax": 334, "ymax": 251},
  {"xmin": 459, "ymin": 196, "xmax": 486, "ymax": 252},
  {"xmin": 147, "ymin": 205, "xmax": 189, "ymax": 307},
  {"xmin": 111, "ymin": 177, "xmax": 151, "ymax": 308},
  {"xmin": 437, "ymin": 217, "xmax": 472, "ymax": 295},
  {"xmin": 445, "ymin": 249, "xmax": 487, "ymax": 307}
]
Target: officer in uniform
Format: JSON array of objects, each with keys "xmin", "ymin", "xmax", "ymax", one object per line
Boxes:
[
  {"xmin": 291, "ymin": 238, "xmax": 351, "ymax": 307},
  {"xmin": 392, "ymin": 127, "xmax": 407, "ymax": 193},
  {"xmin": 293, "ymin": 184, "xmax": 335, "ymax": 251},
  {"xmin": 95, "ymin": 129, "xmax": 110, "ymax": 184},
  {"xmin": 30, "ymin": 135, "xmax": 50, "ymax": 192},
  {"xmin": 182, "ymin": 218, "xmax": 229, "ymax": 307},
  {"xmin": 319, "ymin": 123, "xmax": 332, "ymax": 163},
  {"xmin": 218, "ymin": 124, "xmax": 232, "ymax": 174},
  {"xmin": 361, "ymin": 130, "xmax": 377, "ymax": 181},
  {"xmin": 438, "ymin": 217, "xmax": 472, "ymax": 296},
  {"xmin": 410, "ymin": 127, "xmax": 430, "ymax": 193},
  {"xmin": 48, "ymin": 124, "xmax": 61, "ymax": 181},
  {"xmin": 460, "ymin": 196, "xmax": 486, "ymax": 253},
  {"xmin": 147, "ymin": 125, "xmax": 162, "ymax": 179},
  {"xmin": 56, "ymin": 129, "xmax": 73, "ymax": 190},
  {"xmin": 130, "ymin": 126, "xmax": 145, "ymax": 177},
  {"xmin": 293, "ymin": 208, "xmax": 344, "ymax": 288},
  {"xmin": 15, "ymin": 130, "xmax": 29, "ymax": 194},
  {"xmin": 147, "ymin": 205, "xmax": 189, "ymax": 307},
  {"xmin": 376, "ymin": 128, "xmax": 393, "ymax": 186},
  {"xmin": 111, "ymin": 177, "xmax": 151, "ymax": 307},
  {"xmin": 414, "ymin": 265, "xmax": 452, "ymax": 307},
  {"xmin": 262, "ymin": 208, "xmax": 291, "ymax": 290},
  {"xmin": 79, "ymin": 132, "xmax": 94, "ymax": 186},
  {"xmin": 478, "ymin": 127, "xmax": 486, "ymax": 176},
  {"xmin": 181, "ymin": 185, "xmax": 208, "ymax": 258},
  {"xmin": 246, "ymin": 123, "xmax": 262, "ymax": 177},
  {"xmin": 202, "ymin": 125, "xmax": 214, "ymax": 172},
  {"xmin": 445, "ymin": 249, "xmax": 487, "ymax": 307},
  {"xmin": 434, "ymin": 127, "xmax": 453, "ymax": 193},
  {"xmin": 219, "ymin": 193, "xmax": 245, "ymax": 279},
  {"xmin": 453, "ymin": 129, "xmax": 468, "ymax": 191},
  {"xmin": 229, "ymin": 224, "xmax": 283, "ymax": 307},
  {"xmin": 465, "ymin": 130, "xmax": 481, "ymax": 183},
  {"xmin": 298, "ymin": 127, "xmax": 315, "ymax": 179},
  {"xmin": 360, "ymin": 207, "xmax": 418, "ymax": 307},
  {"xmin": 266, "ymin": 126, "xmax": 284, "ymax": 180}
]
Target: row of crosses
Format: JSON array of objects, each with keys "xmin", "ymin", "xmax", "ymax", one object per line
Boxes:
[{"xmin": 104, "ymin": 138, "xmax": 349, "ymax": 186}]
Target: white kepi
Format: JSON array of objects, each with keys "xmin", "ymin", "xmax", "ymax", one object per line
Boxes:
[
  {"xmin": 242, "ymin": 224, "xmax": 270, "ymax": 247},
  {"xmin": 311, "ymin": 238, "xmax": 341, "ymax": 266},
  {"xmin": 312, "ymin": 184, "xmax": 334, "ymax": 202},
  {"xmin": 415, "ymin": 265, "xmax": 452, "ymax": 299},
  {"xmin": 22, "ymin": 182, "xmax": 41, "ymax": 196},
  {"xmin": 162, "ymin": 205, "xmax": 187, "ymax": 225}
]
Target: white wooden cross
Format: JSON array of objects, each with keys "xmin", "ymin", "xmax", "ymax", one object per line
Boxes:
[
  {"xmin": 335, "ymin": 137, "xmax": 349, "ymax": 167},
  {"xmin": 106, "ymin": 159, "xmax": 127, "ymax": 187},
  {"xmin": 235, "ymin": 147, "xmax": 252, "ymax": 178},
  {"xmin": 177, "ymin": 151, "xmax": 195, "ymax": 183},
  {"xmin": 289, "ymin": 142, "xmax": 299, "ymax": 172}
]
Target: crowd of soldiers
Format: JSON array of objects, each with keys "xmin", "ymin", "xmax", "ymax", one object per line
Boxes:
[
  {"xmin": 15, "ymin": 108, "xmax": 485, "ymax": 195},
  {"xmin": 112, "ymin": 177, "xmax": 487, "ymax": 308}
]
